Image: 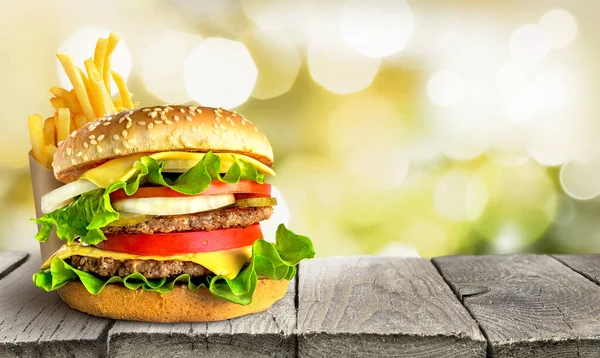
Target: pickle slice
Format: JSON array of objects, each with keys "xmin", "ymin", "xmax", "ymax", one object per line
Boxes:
[
  {"xmin": 107, "ymin": 212, "xmax": 153, "ymax": 226},
  {"xmin": 235, "ymin": 197, "xmax": 278, "ymax": 208}
]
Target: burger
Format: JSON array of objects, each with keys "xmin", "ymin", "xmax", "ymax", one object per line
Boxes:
[{"xmin": 32, "ymin": 105, "xmax": 314, "ymax": 322}]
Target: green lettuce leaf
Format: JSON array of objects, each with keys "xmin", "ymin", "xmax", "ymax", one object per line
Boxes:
[
  {"xmin": 33, "ymin": 152, "xmax": 265, "ymax": 245},
  {"xmin": 33, "ymin": 224, "xmax": 315, "ymax": 305}
]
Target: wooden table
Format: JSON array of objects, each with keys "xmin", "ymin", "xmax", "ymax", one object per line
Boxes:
[{"xmin": 1, "ymin": 252, "xmax": 599, "ymax": 357}]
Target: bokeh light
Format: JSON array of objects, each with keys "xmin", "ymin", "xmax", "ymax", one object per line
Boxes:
[
  {"xmin": 560, "ymin": 160, "xmax": 600, "ymax": 200},
  {"xmin": 184, "ymin": 37, "xmax": 257, "ymax": 108},
  {"xmin": 260, "ymin": 186, "xmax": 291, "ymax": 242},
  {"xmin": 376, "ymin": 242, "xmax": 420, "ymax": 257},
  {"xmin": 142, "ymin": 30, "xmax": 202, "ymax": 104},
  {"xmin": 57, "ymin": 26, "xmax": 132, "ymax": 96},
  {"xmin": 340, "ymin": 0, "xmax": 415, "ymax": 58},
  {"xmin": 433, "ymin": 170, "xmax": 488, "ymax": 221},
  {"xmin": 539, "ymin": 9, "xmax": 578, "ymax": 50},
  {"xmin": 427, "ymin": 70, "xmax": 464, "ymax": 106},
  {"xmin": 509, "ymin": 24, "xmax": 549, "ymax": 66},
  {"xmin": 242, "ymin": 29, "xmax": 301, "ymax": 100},
  {"xmin": 308, "ymin": 24, "xmax": 381, "ymax": 94},
  {"xmin": 327, "ymin": 95, "xmax": 409, "ymax": 190}
]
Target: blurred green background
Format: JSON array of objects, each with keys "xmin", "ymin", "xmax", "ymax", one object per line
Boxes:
[{"xmin": 3, "ymin": 0, "xmax": 600, "ymax": 257}]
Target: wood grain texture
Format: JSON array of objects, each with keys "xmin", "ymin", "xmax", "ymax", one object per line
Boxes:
[
  {"xmin": 433, "ymin": 255, "xmax": 600, "ymax": 358},
  {"xmin": 108, "ymin": 278, "xmax": 296, "ymax": 357},
  {"xmin": 0, "ymin": 251, "xmax": 28, "ymax": 279},
  {"xmin": 297, "ymin": 257, "xmax": 486, "ymax": 358},
  {"xmin": 0, "ymin": 257, "xmax": 112, "ymax": 358},
  {"xmin": 554, "ymin": 254, "xmax": 600, "ymax": 285}
]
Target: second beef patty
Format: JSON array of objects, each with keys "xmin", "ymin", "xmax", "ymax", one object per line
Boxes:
[{"xmin": 103, "ymin": 206, "xmax": 273, "ymax": 235}]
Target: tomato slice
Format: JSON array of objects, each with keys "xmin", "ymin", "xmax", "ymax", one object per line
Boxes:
[
  {"xmin": 96, "ymin": 224, "xmax": 263, "ymax": 255},
  {"xmin": 110, "ymin": 180, "xmax": 271, "ymax": 201}
]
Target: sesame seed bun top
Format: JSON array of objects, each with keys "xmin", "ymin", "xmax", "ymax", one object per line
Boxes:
[{"xmin": 52, "ymin": 105, "xmax": 274, "ymax": 183}]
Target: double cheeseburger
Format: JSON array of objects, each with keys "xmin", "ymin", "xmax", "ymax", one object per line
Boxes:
[{"xmin": 33, "ymin": 105, "xmax": 314, "ymax": 322}]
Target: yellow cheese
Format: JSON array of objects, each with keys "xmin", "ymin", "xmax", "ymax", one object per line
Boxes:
[
  {"xmin": 81, "ymin": 151, "xmax": 275, "ymax": 188},
  {"xmin": 42, "ymin": 244, "xmax": 252, "ymax": 280}
]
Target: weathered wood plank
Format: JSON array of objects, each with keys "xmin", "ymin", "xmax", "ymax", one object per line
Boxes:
[
  {"xmin": 0, "ymin": 251, "xmax": 28, "ymax": 279},
  {"xmin": 297, "ymin": 256, "xmax": 486, "ymax": 358},
  {"xmin": 108, "ymin": 278, "xmax": 296, "ymax": 357},
  {"xmin": 554, "ymin": 254, "xmax": 600, "ymax": 285},
  {"xmin": 0, "ymin": 257, "xmax": 113, "ymax": 358},
  {"xmin": 433, "ymin": 255, "xmax": 600, "ymax": 357}
]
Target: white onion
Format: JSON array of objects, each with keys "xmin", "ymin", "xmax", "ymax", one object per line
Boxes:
[
  {"xmin": 41, "ymin": 179, "xmax": 99, "ymax": 213},
  {"xmin": 112, "ymin": 194, "xmax": 235, "ymax": 215}
]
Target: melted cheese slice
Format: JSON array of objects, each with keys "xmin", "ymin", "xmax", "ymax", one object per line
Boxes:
[
  {"xmin": 81, "ymin": 151, "xmax": 275, "ymax": 188},
  {"xmin": 42, "ymin": 244, "xmax": 252, "ymax": 280}
]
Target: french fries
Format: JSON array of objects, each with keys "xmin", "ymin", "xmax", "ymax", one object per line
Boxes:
[
  {"xmin": 28, "ymin": 115, "xmax": 45, "ymax": 166},
  {"xmin": 28, "ymin": 32, "xmax": 136, "ymax": 168},
  {"xmin": 112, "ymin": 71, "xmax": 133, "ymax": 108},
  {"xmin": 43, "ymin": 117, "xmax": 55, "ymax": 147},
  {"xmin": 57, "ymin": 53, "xmax": 96, "ymax": 121},
  {"xmin": 56, "ymin": 108, "xmax": 70, "ymax": 143},
  {"xmin": 84, "ymin": 59, "xmax": 117, "ymax": 115}
]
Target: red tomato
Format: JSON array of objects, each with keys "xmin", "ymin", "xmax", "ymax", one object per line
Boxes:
[
  {"xmin": 110, "ymin": 180, "xmax": 271, "ymax": 201},
  {"xmin": 96, "ymin": 224, "xmax": 263, "ymax": 255}
]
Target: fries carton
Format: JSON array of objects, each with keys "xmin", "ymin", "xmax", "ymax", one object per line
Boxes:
[{"xmin": 29, "ymin": 152, "xmax": 63, "ymax": 261}]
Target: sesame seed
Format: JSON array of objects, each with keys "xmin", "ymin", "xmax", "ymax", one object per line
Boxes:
[
  {"xmin": 221, "ymin": 132, "xmax": 227, "ymax": 138},
  {"xmin": 58, "ymin": 140, "xmax": 64, "ymax": 146},
  {"xmin": 142, "ymin": 108, "xmax": 151, "ymax": 112},
  {"xmin": 219, "ymin": 123, "xmax": 226, "ymax": 130},
  {"xmin": 192, "ymin": 126, "xmax": 197, "ymax": 133},
  {"xmin": 97, "ymin": 134, "xmax": 105, "ymax": 141},
  {"xmin": 189, "ymin": 105, "xmax": 197, "ymax": 111},
  {"xmin": 138, "ymin": 121, "xmax": 146, "ymax": 126},
  {"xmin": 160, "ymin": 115, "xmax": 167, "ymax": 121},
  {"xmin": 195, "ymin": 108, "xmax": 203, "ymax": 114},
  {"xmin": 200, "ymin": 122, "xmax": 205, "ymax": 127},
  {"xmin": 232, "ymin": 113, "xmax": 238, "ymax": 117},
  {"xmin": 213, "ymin": 109, "xmax": 221, "ymax": 116},
  {"xmin": 76, "ymin": 151, "xmax": 82, "ymax": 157},
  {"xmin": 180, "ymin": 108, "xmax": 185, "ymax": 113},
  {"xmin": 154, "ymin": 120, "xmax": 163, "ymax": 124},
  {"xmin": 119, "ymin": 117, "xmax": 125, "ymax": 123},
  {"xmin": 122, "ymin": 140, "xmax": 129, "ymax": 148},
  {"xmin": 70, "ymin": 130, "xmax": 77, "ymax": 138},
  {"xmin": 128, "ymin": 111, "xmax": 134, "ymax": 115},
  {"xmin": 90, "ymin": 140, "xmax": 98, "ymax": 145},
  {"xmin": 149, "ymin": 112, "xmax": 158, "ymax": 118},
  {"xmin": 254, "ymin": 126, "xmax": 258, "ymax": 132},
  {"xmin": 122, "ymin": 130, "xmax": 128, "ymax": 137},
  {"xmin": 165, "ymin": 119, "xmax": 173, "ymax": 125},
  {"xmin": 103, "ymin": 122, "xmax": 110, "ymax": 126},
  {"xmin": 97, "ymin": 146, "xmax": 103, "ymax": 153},
  {"xmin": 83, "ymin": 142, "xmax": 89, "ymax": 149},
  {"xmin": 188, "ymin": 110, "xmax": 195, "ymax": 116},
  {"xmin": 213, "ymin": 123, "xmax": 219, "ymax": 129},
  {"xmin": 126, "ymin": 122, "xmax": 132, "ymax": 129},
  {"xmin": 113, "ymin": 134, "xmax": 120, "ymax": 140},
  {"xmin": 185, "ymin": 116, "xmax": 193, "ymax": 122},
  {"xmin": 89, "ymin": 135, "xmax": 95, "ymax": 139},
  {"xmin": 154, "ymin": 107, "xmax": 162, "ymax": 112},
  {"xmin": 66, "ymin": 147, "xmax": 72, "ymax": 156},
  {"xmin": 173, "ymin": 115, "xmax": 180, "ymax": 121},
  {"xmin": 215, "ymin": 116, "xmax": 221, "ymax": 123},
  {"xmin": 71, "ymin": 159, "xmax": 77, "ymax": 165},
  {"xmin": 127, "ymin": 139, "xmax": 135, "ymax": 145},
  {"xmin": 148, "ymin": 123, "xmax": 154, "ymax": 129},
  {"xmin": 82, "ymin": 154, "xmax": 88, "ymax": 161},
  {"xmin": 114, "ymin": 148, "xmax": 122, "ymax": 154}
]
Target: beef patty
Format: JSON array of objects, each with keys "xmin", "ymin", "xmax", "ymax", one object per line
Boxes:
[
  {"xmin": 68, "ymin": 255, "xmax": 212, "ymax": 278},
  {"xmin": 103, "ymin": 206, "xmax": 273, "ymax": 235}
]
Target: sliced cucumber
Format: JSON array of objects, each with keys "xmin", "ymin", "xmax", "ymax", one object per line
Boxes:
[
  {"xmin": 107, "ymin": 212, "xmax": 153, "ymax": 226},
  {"xmin": 235, "ymin": 197, "xmax": 278, "ymax": 208}
]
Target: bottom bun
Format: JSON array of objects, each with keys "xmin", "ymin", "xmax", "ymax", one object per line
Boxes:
[{"xmin": 58, "ymin": 279, "xmax": 289, "ymax": 322}]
